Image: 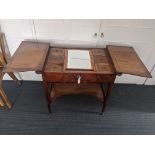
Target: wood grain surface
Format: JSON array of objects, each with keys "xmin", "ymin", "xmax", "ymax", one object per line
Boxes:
[
  {"xmin": 44, "ymin": 48, "xmax": 115, "ymax": 75},
  {"xmin": 107, "ymin": 45, "xmax": 152, "ymax": 78},
  {"xmin": 51, "ymin": 83, "xmax": 104, "ymax": 102},
  {"xmin": 3, "ymin": 41, "xmax": 50, "ymax": 72},
  {"xmin": 3, "ymin": 41, "xmax": 151, "ymax": 78}
]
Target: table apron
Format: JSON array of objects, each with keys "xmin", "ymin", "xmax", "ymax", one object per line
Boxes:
[{"xmin": 43, "ymin": 73, "xmax": 116, "ymax": 83}]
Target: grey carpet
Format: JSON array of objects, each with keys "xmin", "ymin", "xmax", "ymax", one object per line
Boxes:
[{"xmin": 0, "ymin": 81, "xmax": 155, "ymax": 135}]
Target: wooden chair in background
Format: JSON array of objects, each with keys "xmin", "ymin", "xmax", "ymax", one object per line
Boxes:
[{"xmin": 0, "ymin": 32, "xmax": 21, "ymax": 108}]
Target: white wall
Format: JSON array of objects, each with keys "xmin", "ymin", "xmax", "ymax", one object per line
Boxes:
[{"xmin": 0, "ymin": 19, "xmax": 155, "ymax": 84}]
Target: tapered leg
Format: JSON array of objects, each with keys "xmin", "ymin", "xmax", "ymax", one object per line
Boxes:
[
  {"xmin": 106, "ymin": 82, "xmax": 114, "ymax": 99},
  {"xmin": 100, "ymin": 82, "xmax": 115, "ymax": 115},
  {"xmin": 44, "ymin": 81, "xmax": 51, "ymax": 113},
  {"xmin": 101, "ymin": 99, "xmax": 107, "ymax": 115},
  {"xmin": 42, "ymin": 74, "xmax": 52, "ymax": 113},
  {"xmin": 100, "ymin": 84, "xmax": 106, "ymax": 115}
]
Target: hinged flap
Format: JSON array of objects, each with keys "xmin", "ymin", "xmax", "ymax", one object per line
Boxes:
[
  {"xmin": 3, "ymin": 41, "xmax": 50, "ymax": 72},
  {"xmin": 107, "ymin": 45, "xmax": 152, "ymax": 78}
]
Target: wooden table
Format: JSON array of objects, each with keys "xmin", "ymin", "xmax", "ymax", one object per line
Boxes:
[
  {"xmin": 4, "ymin": 41, "xmax": 152, "ymax": 114},
  {"xmin": 43, "ymin": 48, "xmax": 116, "ymax": 114}
]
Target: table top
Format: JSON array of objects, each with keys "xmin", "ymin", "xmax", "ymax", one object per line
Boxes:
[
  {"xmin": 3, "ymin": 41, "xmax": 152, "ymax": 78},
  {"xmin": 44, "ymin": 48, "xmax": 115, "ymax": 75},
  {"xmin": 107, "ymin": 45, "xmax": 151, "ymax": 77},
  {"xmin": 3, "ymin": 41, "xmax": 50, "ymax": 72}
]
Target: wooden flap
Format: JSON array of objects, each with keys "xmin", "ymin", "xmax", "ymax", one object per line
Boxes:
[
  {"xmin": 107, "ymin": 45, "xmax": 152, "ymax": 78},
  {"xmin": 3, "ymin": 41, "xmax": 50, "ymax": 72}
]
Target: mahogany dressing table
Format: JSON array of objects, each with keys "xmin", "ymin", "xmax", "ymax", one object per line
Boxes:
[{"xmin": 3, "ymin": 41, "xmax": 151, "ymax": 114}]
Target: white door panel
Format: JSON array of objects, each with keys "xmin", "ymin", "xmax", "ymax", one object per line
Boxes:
[
  {"xmin": 69, "ymin": 26, "xmax": 98, "ymax": 42},
  {"xmin": 51, "ymin": 39, "xmax": 98, "ymax": 48},
  {"xmin": 0, "ymin": 19, "xmax": 34, "ymax": 55},
  {"xmin": 131, "ymin": 28, "xmax": 155, "ymax": 44},
  {"xmin": 0, "ymin": 19, "xmax": 34, "ymax": 39},
  {"xmin": 66, "ymin": 19, "xmax": 100, "ymax": 43},
  {"xmin": 99, "ymin": 27, "xmax": 155, "ymax": 44},
  {"xmin": 130, "ymin": 19, "xmax": 155, "ymax": 28},
  {"xmin": 98, "ymin": 19, "xmax": 155, "ymax": 84},
  {"xmin": 34, "ymin": 19, "xmax": 69, "ymax": 41},
  {"xmin": 106, "ymin": 19, "xmax": 133, "ymax": 27},
  {"xmin": 66, "ymin": 19, "xmax": 100, "ymax": 25},
  {"xmin": 101, "ymin": 27, "xmax": 133, "ymax": 43},
  {"xmin": 105, "ymin": 19, "xmax": 155, "ymax": 28},
  {"xmin": 34, "ymin": 19, "xmax": 100, "ymax": 47},
  {"xmin": 99, "ymin": 19, "xmax": 155, "ymax": 44}
]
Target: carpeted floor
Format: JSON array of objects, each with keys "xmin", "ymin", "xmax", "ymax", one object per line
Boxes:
[{"xmin": 0, "ymin": 81, "xmax": 155, "ymax": 135}]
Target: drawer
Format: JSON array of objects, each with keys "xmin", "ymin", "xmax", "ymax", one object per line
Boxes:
[
  {"xmin": 63, "ymin": 74, "xmax": 114, "ymax": 83},
  {"xmin": 96, "ymin": 75, "xmax": 115, "ymax": 83},
  {"xmin": 44, "ymin": 73, "xmax": 64, "ymax": 82},
  {"xmin": 44, "ymin": 73, "xmax": 115, "ymax": 83},
  {"xmin": 63, "ymin": 74, "xmax": 97, "ymax": 83},
  {"xmin": 44, "ymin": 73, "xmax": 97, "ymax": 83}
]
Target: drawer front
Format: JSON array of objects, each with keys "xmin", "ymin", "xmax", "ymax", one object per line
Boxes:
[
  {"xmin": 96, "ymin": 75, "xmax": 115, "ymax": 83},
  {"xmin": 44, "ymin": 73, "xmax": 115, "ymax": 83},
  {"xmin": 44, "ymin": 73, "xmax": 64, "ymax": 82},
  {"xmin": 63, "ymin": 74, "xmax": 97, "ymax": 83}
]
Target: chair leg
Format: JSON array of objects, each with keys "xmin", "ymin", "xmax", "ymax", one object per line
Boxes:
[
  {"xmin": 0, "ymin": 87, "xmax": 12, "ymax": 108},
  {"xmin": 0, "ymin": 72, "xmax": 21, "ymax": 109},
  {"xmin": 0, "ymin": 97, "xmax": 5, "ymax": 107},
  {"xmin": 8, "ymin": 72, "xmax": 21, "ymax": 85}
]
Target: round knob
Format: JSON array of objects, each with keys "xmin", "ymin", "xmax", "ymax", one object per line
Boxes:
[
  {"xmin": 100, "ymin": 32, "xmax": 104, "ymax": 38},
  {"xmin": 94, "ymin": 33, "xmax": 97, "ymax": 37}
]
